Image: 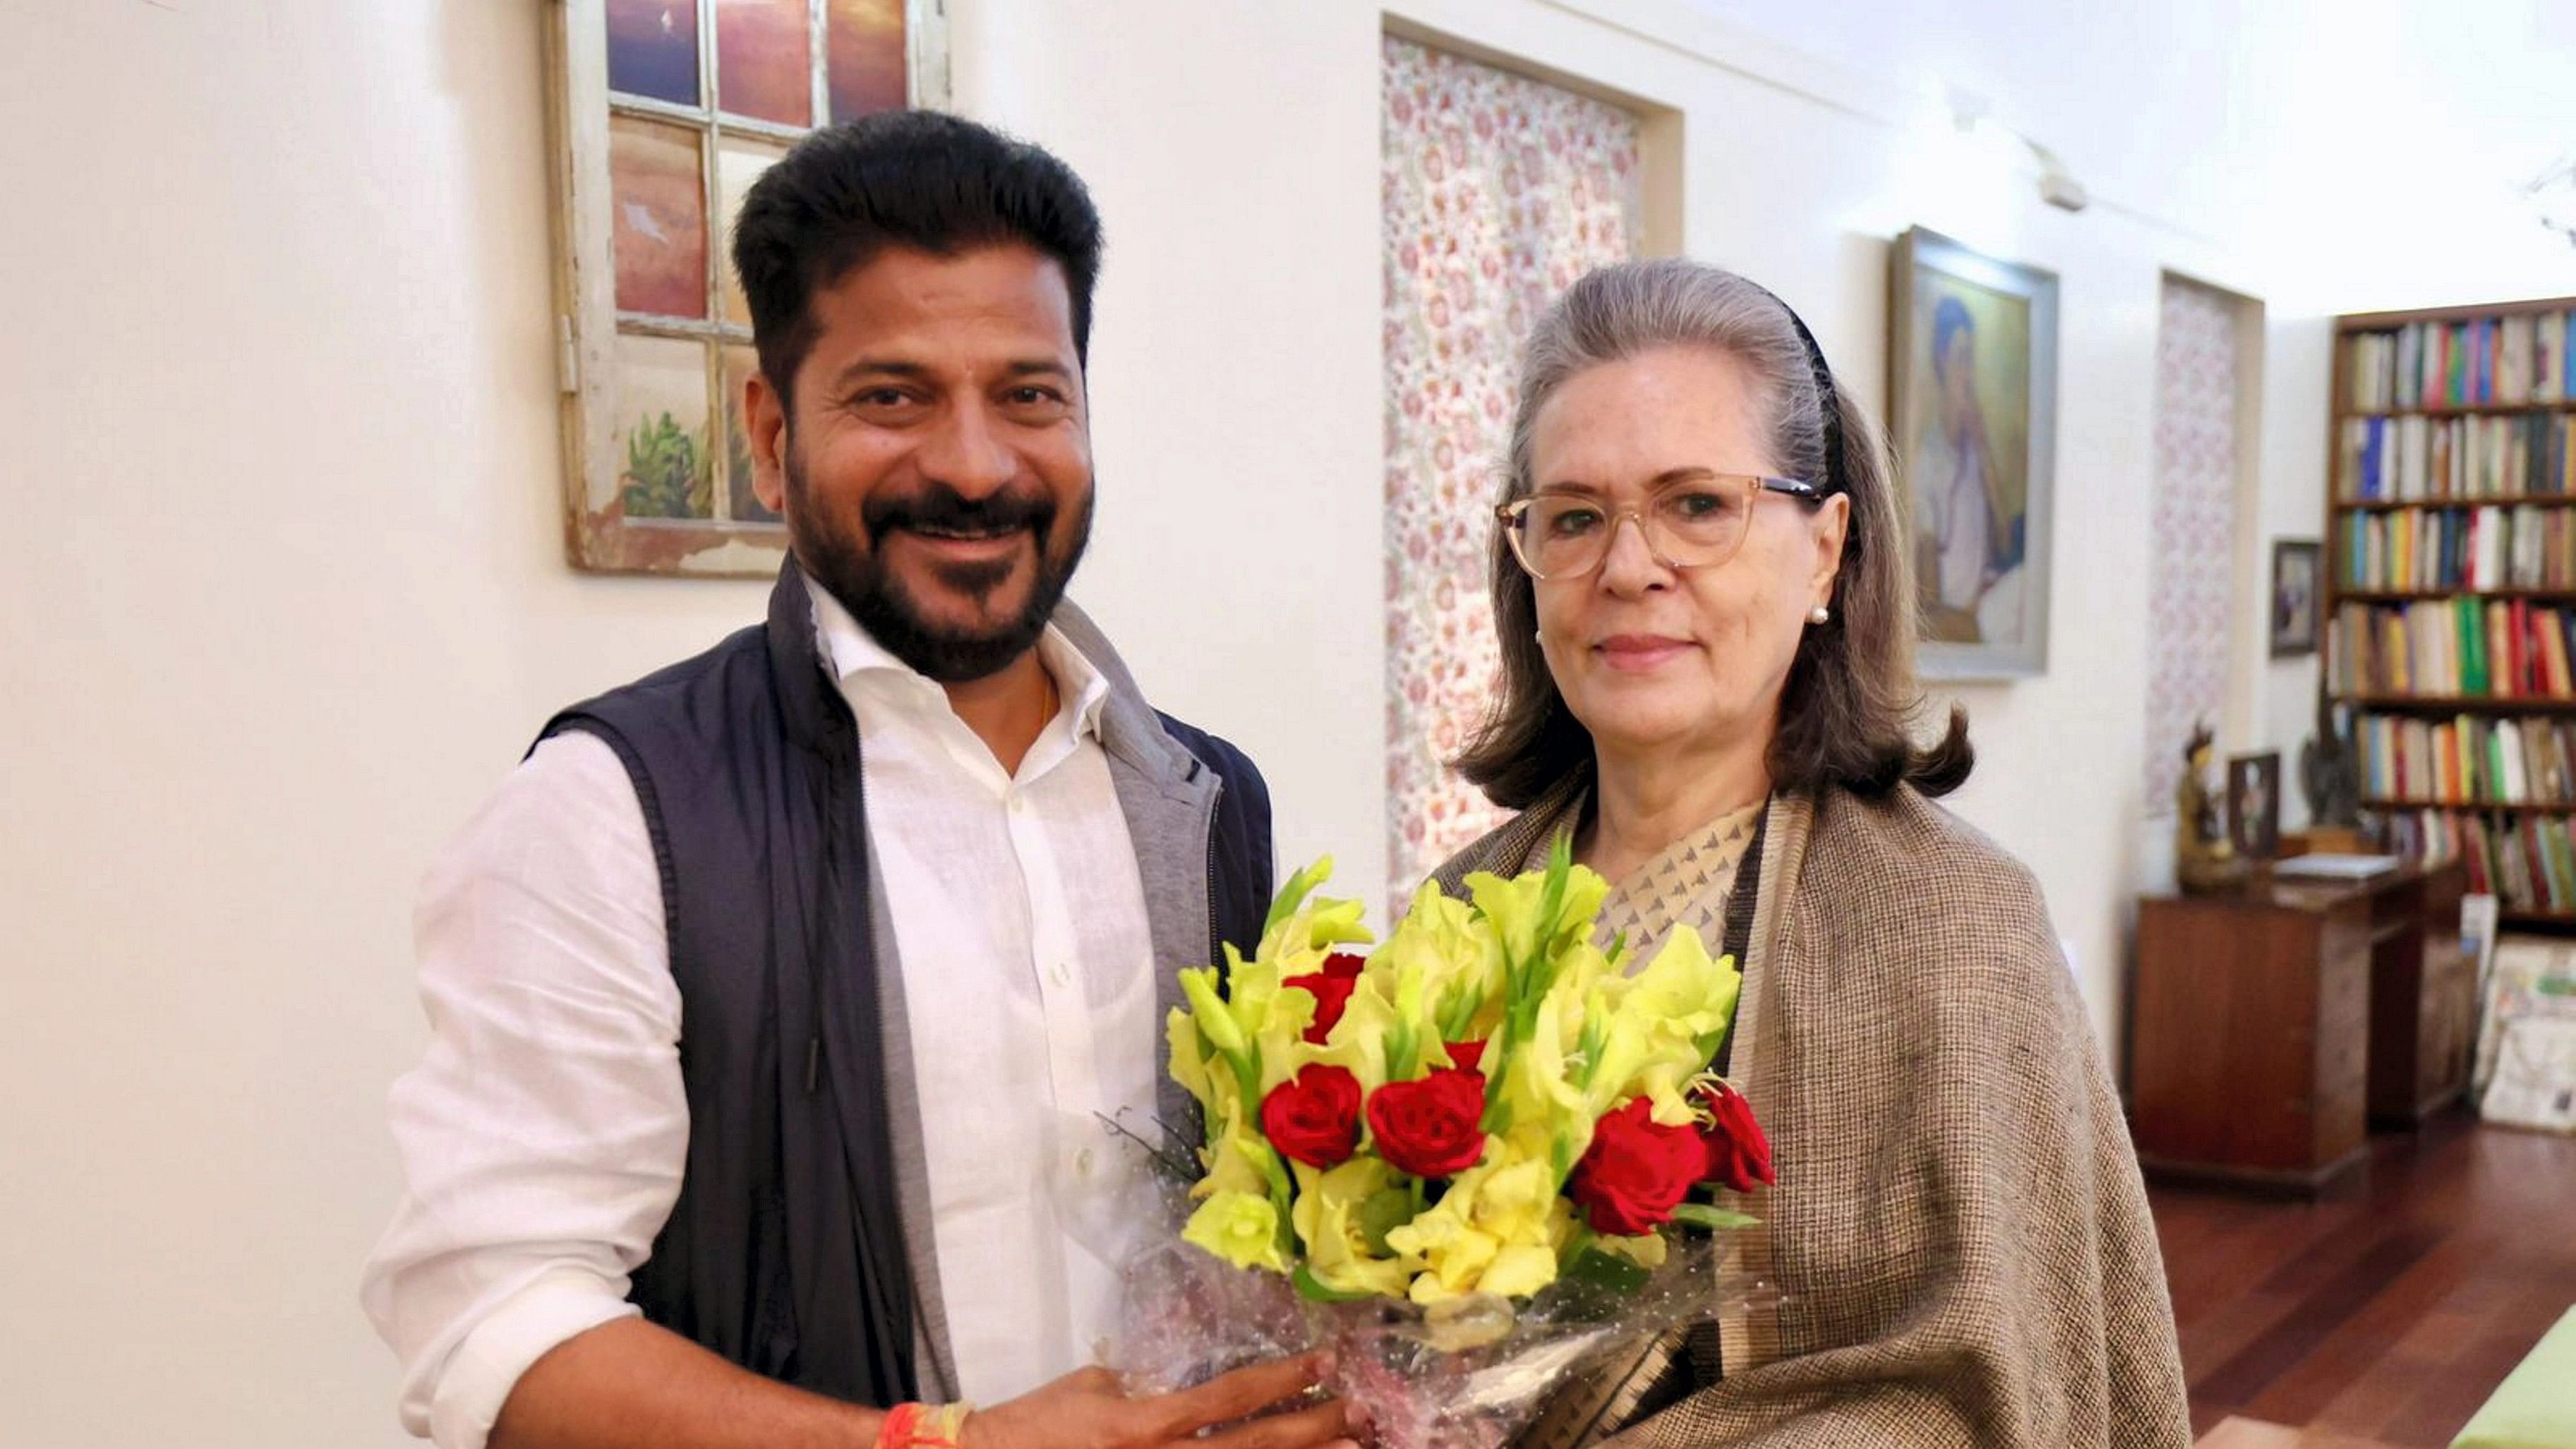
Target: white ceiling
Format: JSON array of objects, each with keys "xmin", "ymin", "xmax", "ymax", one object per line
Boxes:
[{"xmin": 1673, "ymin": 0, "xmax": 2576, "ymax": 308}]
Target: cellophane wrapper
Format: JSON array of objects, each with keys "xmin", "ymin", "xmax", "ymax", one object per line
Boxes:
[{"xmin": 1109, "ymin": 1186, "xmax": 1774, "ymax": 1449}]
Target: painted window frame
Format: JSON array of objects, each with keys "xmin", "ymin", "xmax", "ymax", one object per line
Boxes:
[{"xmin": 542, "ymin": 0, "xmax": 951, "ymax": 575}]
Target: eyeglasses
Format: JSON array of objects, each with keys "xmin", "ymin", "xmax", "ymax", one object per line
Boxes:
[{"xmin": 1495, "ymin": 474, "xmax": 1826, "ymax": 580}]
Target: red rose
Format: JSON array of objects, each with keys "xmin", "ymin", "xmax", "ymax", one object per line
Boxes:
[
  {"xmin": 1443, "ymin": 1038, "xmax": 1488, "ymax": 1074},
  {"xmin": 1695, "ymin": 1082, "xmax": 1774, "ymax": 1193},
  {"xmin": 1286, "ymin": 952, "xmax": 1368, "ymax": 1045},
  {"xmin": 1260, "ymin": 1064, "xmax": 1363, "ymax": 1168},
  {"xmin": 1567, "ymin": 1098, "xmax": 1706, "ymax": 1236},
  {"xmin": 1365, "ymin": 1068, "xmax": 1488, "ymax": 1179}
]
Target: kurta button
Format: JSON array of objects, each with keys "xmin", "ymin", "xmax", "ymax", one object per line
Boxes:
[
  {"xmin": 1076, "ymin": 1147, "xmax": 1097, "ymax": 1179},
  {"xmin": 1051, "ymin": 962, "xmax": 1072, "ymax": 988}
]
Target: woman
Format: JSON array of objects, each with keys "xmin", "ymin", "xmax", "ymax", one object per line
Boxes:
[{"xmin": 1435, "ymin": 258, "xmax": 2189, "ymax": 1448}]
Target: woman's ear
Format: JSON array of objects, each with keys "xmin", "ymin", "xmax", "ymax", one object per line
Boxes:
[{"xmin": 1810, "ymin": 493, "xmax": 1851, "ymax": 606}]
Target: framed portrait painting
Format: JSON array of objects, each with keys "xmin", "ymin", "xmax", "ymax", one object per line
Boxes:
[
  {"xmin": 1887, "ymin": 227, "xmax": 2060, "ymax": 678},
  {"xmin": 2270, "ymin": 538, "xmax": 2323, "ymax": 657},
  {"xmin": 545, "ymin": 0, "xmax": 948, "ymax": 575},
  {"xmin": 2228, "ymin": 750, "xmax": 2282, "ymax": 860}
]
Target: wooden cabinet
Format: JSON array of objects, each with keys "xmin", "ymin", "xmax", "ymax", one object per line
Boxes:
[
  {"xmin": 2130, "ymin": 860, "xmax": 2466, "ymax": 1193},
  {"xmin": 2365, "ymin": 863, "xmax": 2476, "ymax": 1124}
]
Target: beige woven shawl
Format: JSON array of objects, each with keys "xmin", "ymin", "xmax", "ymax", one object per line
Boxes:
[{"xmin": 1431, "ymin": 783, "xmax": 2191, "ymax": 1449}]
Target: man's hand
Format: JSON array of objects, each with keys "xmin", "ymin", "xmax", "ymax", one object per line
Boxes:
[{"xmin": 963, "ymin": 1354, "xmax": 1357, "ymax": 1449}]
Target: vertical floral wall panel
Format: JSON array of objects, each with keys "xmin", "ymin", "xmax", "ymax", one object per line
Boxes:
[
  {"xmin": 1380, "ymin": 37, "xmax": 1639, "ymax": 900},
  {"xmin": 2145, "ymin": 277, "xmax": 2245, "ymax": 812}
]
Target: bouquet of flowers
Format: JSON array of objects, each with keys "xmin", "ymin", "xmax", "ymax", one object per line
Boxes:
[{"xmin": 1116, "ymin": 841, "xmax": 1774, "ymax": 1449}]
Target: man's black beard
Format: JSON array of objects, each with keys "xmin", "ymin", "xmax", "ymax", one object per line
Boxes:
[{"xmin": 783, "ymin": 450, "xmax": 1093, "ymax": 684}]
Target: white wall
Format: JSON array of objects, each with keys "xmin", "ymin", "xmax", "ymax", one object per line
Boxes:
[
  {"xmin": 1, "ymin": 5, "xmax": 766, "ymax": 1443},
  {"xmin": 1, "ymin": 1, "xmax": 2565, "ymax": 1445},
  {"xmin": 2256, "ymin": 317, "xmax": 2338, "ymax": 826}
]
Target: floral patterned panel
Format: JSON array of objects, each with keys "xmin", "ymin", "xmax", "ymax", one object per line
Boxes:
[
  {"xmin": 2145, "ymin": 278, "xmax": 2244, "ymax": 814},
  {"xmin": 1383, "ymin": 37, "xmax": 1638, "ymax": 901}
]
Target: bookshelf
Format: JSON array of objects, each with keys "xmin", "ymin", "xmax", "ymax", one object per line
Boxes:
[{"xmin": 2326, "ymin": 296, "xmax": 2576, "ymax": 929}]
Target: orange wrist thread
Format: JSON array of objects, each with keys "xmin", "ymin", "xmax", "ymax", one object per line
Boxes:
[{"xmin": 877, "ymin": 1400, "xmax": 973, "ymax": 1449}]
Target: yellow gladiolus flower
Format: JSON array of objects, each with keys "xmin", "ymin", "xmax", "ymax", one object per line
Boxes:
[
  {"xmin": 1289, "ymin": 1159, "xmax": 1415, "ymax": 1299},
  {"xmin": 1251, "ymin": 994, "xmax": 1319, "ymax": 1098},
  {"xmin": 1497, "ymin": 985, "xmax": 1597, "ymax": 1176},
  {"xmin": 1256, "ymin": 857, "xmax": 1374, "ymax": 976},
  {"xmin": 1465, "ymin": 855, "xmax": 1609, "ymax": 973},
  {"xmin": 1306, "ymin": 977, "xmax": 1399, "ymax": 1092},
  {"xmin": 1464, "ymin": 1155, "xmax": 1560, "ymax": 1247},
  {"xmin": 1591, "ymin": 928, "xmax": 1742, "ymax": 1124},
  {"xmin": 1589, "ymin": 1232, "xmax": 1669, "ymax": 1269},
  {"xmin": 1185, "ymin": 1191, "xmax": 1289, "ymax": 1273},
  {"xmin": 1476, "ymin": 1243, "xmax": 1559, "ymax": 1299},
  {"xmin": 1386, "ymin": 1146, "xmax": 1566, "ymax": 1303},
  {"xmin": 1388, "ymin": 1207, "xmax": 1500, "ymax": 1303},
  {"xmin": 1371, "ymin": 882, "xmax": 1502, "ymax": 1047},
  {"xmin": 1166, "ymin": 1008, "xmax": 1216, "ymax": 1119},
  {"xmin": 1179, "ymin": 967, "xmax": 1245, "ymax": 1057},
  {"xmin": 1196, "ymin": 1128, "xmax": 1273, "ymax": 1201}
]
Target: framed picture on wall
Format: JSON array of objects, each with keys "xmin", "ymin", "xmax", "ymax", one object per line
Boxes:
[
  {"xmin": 2228, "ymin": 750, "xmax": 2282, "ymax": 860},
  {"xmin": 2270, "ymin": 538, "xmax": 2323, "ymax": 657},
  {"xmin": 543, "ymin": 0, "xmax": 949, "ymax": 576},
  {"xmin": 1887, "ymin": 227, "xmax": 2060, "ymax": 679}
]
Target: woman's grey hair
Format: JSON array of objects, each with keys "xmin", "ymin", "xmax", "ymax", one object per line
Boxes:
[{"xmin": 1452, "ymin": 256, "xmax": 1973, "ymax": 808}]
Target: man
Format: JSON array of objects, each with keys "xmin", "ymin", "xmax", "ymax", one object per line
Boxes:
[{"xmin": 362, "ymin": 112, "xmax": 1350, "ymax": 1449}]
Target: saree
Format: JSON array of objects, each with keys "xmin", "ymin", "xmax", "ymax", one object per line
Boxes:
[{"xmin": 1431, "ymin": 782, "xmax": 2191, "ymax": 1448}]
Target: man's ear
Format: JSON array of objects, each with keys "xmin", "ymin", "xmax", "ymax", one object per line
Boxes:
[{"xmin": 747, "ymin": 369, "xmax": 789, "ymax": 515}]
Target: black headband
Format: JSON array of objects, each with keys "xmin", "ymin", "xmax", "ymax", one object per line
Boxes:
[{"xmin": 1757, "ymin": 287, "xmax": 1846, "ymax": 494}]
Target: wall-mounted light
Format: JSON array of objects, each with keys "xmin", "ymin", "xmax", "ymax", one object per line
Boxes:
[
  {"xmin": 2028, "ymin": 140, "xmax": 2090, "ymax": 213},
  {"xmin": 1948, "ymin": 85, "xmax": 2090, "ymax": 214}
]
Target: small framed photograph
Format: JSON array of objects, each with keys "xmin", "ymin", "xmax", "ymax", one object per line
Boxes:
[
  {"xmin": 2271, "ymin": 539, "xmax": 2323, "ymax": 658},
  {"xmin": 2229, "ymin": 751, "xmax": 2283, "ymax": 860}
]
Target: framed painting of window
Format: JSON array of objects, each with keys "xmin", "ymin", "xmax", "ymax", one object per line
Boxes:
[{"xmin": 543, "ymin": 0, "xmax": 949, "ymax": 575}]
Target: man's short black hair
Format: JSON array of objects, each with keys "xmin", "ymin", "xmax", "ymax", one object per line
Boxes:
[{"xmin": 731, "ymin": 109, "xmax": 1104, "ymax": 406}]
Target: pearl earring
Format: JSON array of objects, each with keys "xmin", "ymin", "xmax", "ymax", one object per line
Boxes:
[
  {"xmin": 1808, "ymin": 605, "xmax": 1831, "ymax": 625},
  {"xmin": 1533, "ymin": 631, "xmax": 1545, "ymax": 644}
]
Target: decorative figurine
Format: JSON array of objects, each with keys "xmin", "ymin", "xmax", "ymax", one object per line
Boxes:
[
  {"xmin": 2299, "ymin": 698, "xmax": 2362, "ymax": 830},
  {"xmin": 2177, "ymin": 721, "xmax": 2250, "ymax": 894}
]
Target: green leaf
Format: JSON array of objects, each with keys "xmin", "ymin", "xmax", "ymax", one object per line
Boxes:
[
  {"xmin": 1560, "ymin": 1246, "xmax": 1651, "ymax": 1296},
  {"xmin": 1355, "ymin": 1188, "xmax": 1414, "ymax": 1258},
  {"xmin": 1669, "ymin": 1203, "xmax": 1759, "ymax": 1232},
  {"xmin": 1293, "ymin": 1264, "xmax": 1377, "ymax": 1303}
]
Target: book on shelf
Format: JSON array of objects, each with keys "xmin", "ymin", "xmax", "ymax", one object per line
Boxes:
[
  {"xmin": 2327, "ymin": 598, "xmax": 2576, "ymax": 698},
  {"xmin": 2335, "ymin": 412, "xmax": 2575, "ymax": 501},
  {"xmin": 2337, "ymin": 504, "xmax": 2576, "ymax": 591},
  {"xmin": 2376, "ymin": 807, "xmax": 2576, "ymax": 914},
  {"xmin": 2337, "ymin": 302, "xmax": 2576, "ymax": 922},
  {"xmin": 2343, "ymin": 308, "xmax": 2576, "ymax": 412},
  {"xmin": 2354, "ymin": 711, "xmax": 2576, "ymax": 805}
]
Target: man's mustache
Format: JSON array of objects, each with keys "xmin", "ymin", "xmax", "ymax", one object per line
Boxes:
[{"xmin": 861, "ymin": 483, "xmax": 1055, "ymax": 546}]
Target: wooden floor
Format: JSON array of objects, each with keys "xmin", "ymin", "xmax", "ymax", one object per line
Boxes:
[{"xmin": 2150, "ymin": 1111, "xmax": 2576, "ymax": 1448}]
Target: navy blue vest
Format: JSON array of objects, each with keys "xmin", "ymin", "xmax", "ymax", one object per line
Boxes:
[{"xmin": 536, "ymin": 560, "xmax": 1272, "ymax": 1407}]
